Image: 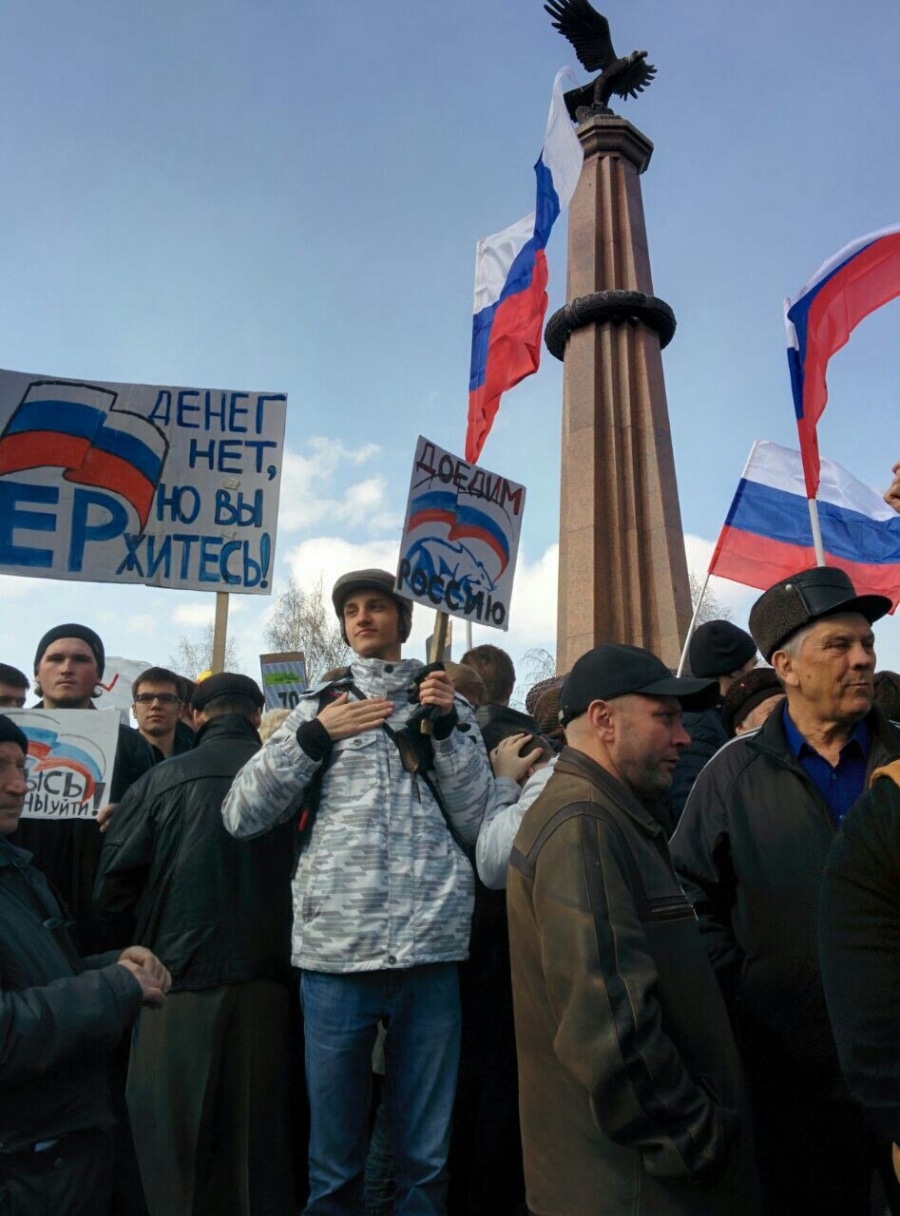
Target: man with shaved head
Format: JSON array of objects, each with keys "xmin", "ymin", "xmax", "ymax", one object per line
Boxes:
[{"xmin": 508, "ymin": 644, "xmax": 759, "ymax": 1215}]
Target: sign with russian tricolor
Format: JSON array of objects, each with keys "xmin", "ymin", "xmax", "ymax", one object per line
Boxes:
[
  {"xmin": 396, "ymin": 436, "xmax": 526, "ymax": 631},
  {"xmin": 7, "ymin": 708, "xmax": 120, "ymax": 820},
  {"xmin": 0, "ymin": 368, "xmax": 286, "ymax": 594}
]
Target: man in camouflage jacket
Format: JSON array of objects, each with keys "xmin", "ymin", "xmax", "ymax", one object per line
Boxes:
[{"xmin": 222, "ymin": 569, "xmax": 492, "ymax": 1216}]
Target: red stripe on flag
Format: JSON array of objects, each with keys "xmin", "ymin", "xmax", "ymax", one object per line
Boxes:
[
  {"xmin": 710, "ymin": 526, "xmax": 900, "ymax": 610},
  {"xmin": 800, "ymin": 232, "xmax": 900, "ymax": 433},
  {"xmin": 465, "ymin": 251, "xmax": 549, "ymax": 463}
]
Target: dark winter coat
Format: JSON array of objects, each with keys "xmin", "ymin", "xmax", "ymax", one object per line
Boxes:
[
  {"xmin": 670, "ymin": 705, "xmax": 900, "ymax": 1069},
  {"xmin": 819, "ymin": 759, "xmax": 900, "ymax": 1142},
  {"xmin": 662, "ymin": 704, "xmax": 728, "ymax": 832},
  {"xmin": 0, "ymin": 837, "xmax": 142, "ymax": 1152},
  {"xmin": 11, "ymin": 716, "xmax": 156, "ymax": 952},
  {"xmin": 94, "ymin": 713, "xmax": 293, "ymax": 990}
]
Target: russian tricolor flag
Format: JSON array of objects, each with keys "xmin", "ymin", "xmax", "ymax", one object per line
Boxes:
[
  {"xmin": 786, "ymin": 223, "xmax": 900, "ymax": 498},
  {"xmin": 709, "ymin": 440, "xmax": 900, "ymax": 610},
  {"xmin": 465, "ymin": 70, "xmax": 583, "ymax": 463}
]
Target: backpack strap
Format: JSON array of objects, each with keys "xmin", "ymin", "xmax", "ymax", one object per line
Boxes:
[{"xmin": 296, "ymin": 672, "xmax": 473, "ymax": 866}]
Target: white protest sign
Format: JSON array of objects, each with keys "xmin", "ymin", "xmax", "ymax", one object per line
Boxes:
[
  {"xmin": 0, "ymin": 369, "xmax": 286, "ymax": 594},
  {"xmin": 396, "ymin": 436, "xmax": 526, "ymax": 632},
  {"xmin": 260, "ymin": 651, "xmax": 308, "ymax": 711},
  {"xmin": 8, "ymin": 708, "xmax": 119, "ymax": 821},
  {"xmin": 99, "ymin": 656, "xmax": 155, "ymax": 720}
]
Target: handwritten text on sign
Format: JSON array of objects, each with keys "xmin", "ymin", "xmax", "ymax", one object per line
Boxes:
[
  {"xmin": 395, "ymin": 436, "xmax": 525, "ymax": 632},
  {"xmin": 8, "ymin": 709, "xmax": 120, "ymax": 821},
  {"xmin": 0, "ymin": 370, "xmax": 287, "ymax": 594}
]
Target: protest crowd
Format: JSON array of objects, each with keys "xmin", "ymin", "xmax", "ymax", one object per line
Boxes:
[{"xmin": 6, "ymin": 483, "xmax": 900, "ymax": 1216}]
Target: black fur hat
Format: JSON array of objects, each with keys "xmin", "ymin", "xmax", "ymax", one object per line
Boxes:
[{"xmin": 749, "ymin": 567, "xmax": 890, "ymax": 662}]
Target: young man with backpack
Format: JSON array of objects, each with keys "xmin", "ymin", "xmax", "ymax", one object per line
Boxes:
[{"xmin": 222, "ymin": 569, "xmax": 492, "ymax": 1216}]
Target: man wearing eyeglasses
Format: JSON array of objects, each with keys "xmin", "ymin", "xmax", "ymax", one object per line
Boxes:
[{"xmin": 132, "ymin": 668, "xmax": 193, "ymax": 760}]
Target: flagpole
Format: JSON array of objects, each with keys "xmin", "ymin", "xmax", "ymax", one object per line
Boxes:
[
  {"xmin": 676, "ymin": 572, "xmax": 711, "ymax": 676},
  {"xmin": 807, "ymin": 498, "xmax": 826, "ymax": 565}
]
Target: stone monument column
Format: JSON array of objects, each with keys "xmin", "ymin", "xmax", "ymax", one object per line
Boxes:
[{"xmin": 546, "ymin": 114, "xmax": 692, "ymax": 673}]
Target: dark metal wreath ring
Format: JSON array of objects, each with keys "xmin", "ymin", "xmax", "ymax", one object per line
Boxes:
[{"xmin": 544, "ymin": 290, "xmax": 676, "ymax": 360}]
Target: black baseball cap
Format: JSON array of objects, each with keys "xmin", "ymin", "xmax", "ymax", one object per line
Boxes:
[{"xmin": 559, "ymin": 644, "xmax": 716, "ymax": 725}]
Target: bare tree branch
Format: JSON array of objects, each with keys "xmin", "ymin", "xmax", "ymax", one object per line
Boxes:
[
  {"xmin": 263, "ymin": 576, "xmax": 350, "ymax": 685},
  {"xmin": 689, "ymin": 571, "xmax": 733, "ymax": 624},
  {"xmin": 170, "ymin": 622, "xmax": 240, "ymax": 678}
]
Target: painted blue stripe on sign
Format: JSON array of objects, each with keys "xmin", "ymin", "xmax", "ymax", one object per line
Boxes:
[
  {"xmin": 410, "ymin": 489, "xmax": 458, "ymax": 513},
  {"xmin": 92, "ymin": 424, "xmax": 163, "ymax": 482},
  {"xmin": 454, "ymin": 504, "xmax": 510, "ymax": 556},
  {"xmin": 6, "ymin": 399, "xmax": 104, "ymax": 441}
]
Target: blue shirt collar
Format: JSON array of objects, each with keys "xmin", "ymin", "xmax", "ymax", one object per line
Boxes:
[{"xmin": 781, "ymin": 702, "xmax": 870, "ymax": 761}]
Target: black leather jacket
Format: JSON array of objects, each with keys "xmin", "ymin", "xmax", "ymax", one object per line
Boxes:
[
  {"xmin": 94, "ymin": 713, "xmax": 294, "ymax": 990},
  {"xmin": 0, "ymin": 837, "xmax": 142, "ymax": 1152},
  {"xmin": 670, "ymin": 706, "xmax": 900, "ymax": 1068}
]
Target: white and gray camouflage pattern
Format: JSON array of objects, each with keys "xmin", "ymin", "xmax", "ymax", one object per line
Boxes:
[{"xmin": 221, "ymin": 656, "xmax": 492, "ymax": 973}]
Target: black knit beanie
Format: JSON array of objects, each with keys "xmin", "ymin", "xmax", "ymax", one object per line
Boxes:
[
  {"xmin": 34, "ymin": 624, "xmax": 105, "ymax": 679},
  {"xmin": 688, "ymin": 621, "xmax": 756, "ymax": 679},
  {"xmin": 0, "ymin": 714, "xmax": 28, "ymax": 754}
]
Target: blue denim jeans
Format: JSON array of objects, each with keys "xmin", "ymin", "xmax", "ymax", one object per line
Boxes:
[{"xmin": 300, "ymin": 964, "xmax": 461, "ymax": 1216}]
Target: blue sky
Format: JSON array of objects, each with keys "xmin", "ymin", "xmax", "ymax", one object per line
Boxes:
[{"xmin": 3, "ymin": 0, "xmax": 900, "ymax": 691}]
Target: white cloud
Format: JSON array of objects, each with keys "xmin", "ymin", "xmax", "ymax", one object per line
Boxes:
[
  {"xmin": 283, "ymin": 536, "xmax": 402, "ymax": 598},
  {"xmin": 123, "ymin": 613, "xmax": 160, "ymax": 638},
  {"xmin": 171, "ymin": 601, "xmax": 216, "ymax": 626},
  {"xmin": 276, "ymin": 439, "xmax": 394, "ymax": 535},
  {"xmin": 507, "ymin": 544, "xmax": 558, "ymax": 645},
  {"xmin": 0, "ymin": 574, "xmax": 51, "ymax": 599}
]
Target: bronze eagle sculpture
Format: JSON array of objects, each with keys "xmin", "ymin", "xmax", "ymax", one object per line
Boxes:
[{"xmin": 544, "ymin": 0, "xmax": 657, "ymax": 120}]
